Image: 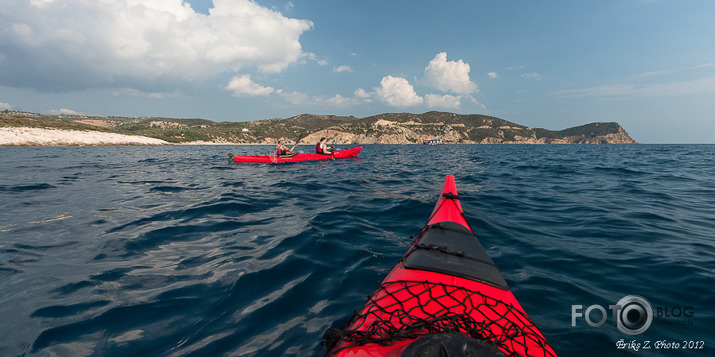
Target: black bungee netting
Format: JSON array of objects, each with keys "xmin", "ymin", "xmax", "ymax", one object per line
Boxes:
[{"xmin": 323, "ymin": 280, "xmax": 557, "ymax": 357}]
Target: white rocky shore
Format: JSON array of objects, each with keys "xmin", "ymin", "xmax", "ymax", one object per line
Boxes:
[{"xmin": 0, "ymin": 127, "xmax": 169, "ymax": 146}]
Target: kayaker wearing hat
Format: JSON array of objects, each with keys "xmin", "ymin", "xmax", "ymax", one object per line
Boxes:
[
  {"xmin": 276, "ymin": 137, "xmax": 297, "ymax": 156},
  {"xmin": 276, "ymin": 134, "xmax": 303, "ymax": 156}
]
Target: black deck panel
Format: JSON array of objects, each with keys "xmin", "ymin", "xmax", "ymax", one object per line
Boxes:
[{"xmin": 403, "ymin": 222, "xmax": 509, "ymax": 290}]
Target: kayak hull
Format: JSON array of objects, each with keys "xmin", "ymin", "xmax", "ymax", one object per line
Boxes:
[
  {"xmin": 324, "ymin": 175, "xmax": 557, "ymax": 357},
  {"xmin": 233, "ymin": 146, "xmax": 362, "ymax": 163}
]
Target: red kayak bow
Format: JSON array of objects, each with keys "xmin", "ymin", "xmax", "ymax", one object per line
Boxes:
[{"xmin": 324, "ymin": 175, "xmax": 557, "ymax": 357}]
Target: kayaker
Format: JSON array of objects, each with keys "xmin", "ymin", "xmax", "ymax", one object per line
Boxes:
[
  {"xmin": 316, "ymin": 137, "xmax": 334, "ymax": 155},
  {"xmin": 276, "ymin": 138, "xmax": 293, "ymax": 156}
]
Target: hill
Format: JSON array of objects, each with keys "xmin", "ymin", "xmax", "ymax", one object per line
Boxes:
[{"xmin": 0, "ymin": 110, "xmax": 637, "ymax": 144}]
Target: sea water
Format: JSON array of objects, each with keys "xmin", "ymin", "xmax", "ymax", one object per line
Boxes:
[{"xmin": 1, "ymin": 144, "xmax": 713, "ymax": 356}]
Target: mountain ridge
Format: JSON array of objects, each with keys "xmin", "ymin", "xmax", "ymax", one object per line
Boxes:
[{"xmin": 0, "ymin": 110, "xmax": 638, "ymax": 144}]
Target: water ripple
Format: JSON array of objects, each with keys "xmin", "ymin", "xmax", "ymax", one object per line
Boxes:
[{"xmin": 0, "ymin": 145, "xmax": 713, "ymax": 356}]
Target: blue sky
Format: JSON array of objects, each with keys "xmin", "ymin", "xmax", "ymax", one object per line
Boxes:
[{"xmin": 1, "ymin": 0, "xmax": 714, "ymax": 143}]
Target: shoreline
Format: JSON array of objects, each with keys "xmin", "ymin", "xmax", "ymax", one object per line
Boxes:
[
  {"xmin": 0, "ymin": 127, "xmax": 287, "ymax": 146},
  {"xmin": 0, "ymin": 126, "xmax": 649, "ymax": 146},
  {"xmin": 0, "ymin": 127, "xmax": 169, "ymax": 146}
]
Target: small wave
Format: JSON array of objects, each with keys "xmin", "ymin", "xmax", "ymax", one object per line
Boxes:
[
  {"xmin": 51, "ymin": 280, "xmax": 96, "ymax": 295},
  {"xmin": 31, "ymin": 301, "xmax": 111, "ymax": 318},
  {"xmin": 117, "ymin": 180, "xmax": 170, "ymax": 185},
  {"xmin": 1, "ymin": 144, "xmax": 712, "ymax": 357},
  {"xmin": 14, "ymin": 241, "xmax": 78, "ymax": 251},
  {"xmin": 593, "ymin": 166, "xmax": 647, "ymax": 176},
  {"xmin": 0, "ymin": 183, "xmax": 56, "ymax": 192},
  {"xmin": 28, "ymin": 214, "xmax": 72, "ymax": 224},
  {"xmin": 0, "ymin": 267, "xmax": 22, "ymax": 278},
  {"xmin": 148, "ymin": 186, "xmax": 200, "ymax": 193}
]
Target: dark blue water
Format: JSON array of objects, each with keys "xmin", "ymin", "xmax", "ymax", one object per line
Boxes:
[{"xmin": 1, "ymin": 144, "xmax": 713, "ymax": 357}]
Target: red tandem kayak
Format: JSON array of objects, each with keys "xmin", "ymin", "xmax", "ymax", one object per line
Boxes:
[
  {"xmin": 233, "ymin": 146, "xmax": 362, "ymax": 163},
  {"xmin": 323, "ymin": 175, "xmax": 557, "ymax": 357}
]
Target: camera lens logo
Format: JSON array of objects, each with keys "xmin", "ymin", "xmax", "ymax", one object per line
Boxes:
[
  {"xmin": 615, "ymin": 295, "xmax": 653, "ymax": 335},
  {"xmin": 571, "ymin": 295, "xmax": 654, "ymax": 335}
]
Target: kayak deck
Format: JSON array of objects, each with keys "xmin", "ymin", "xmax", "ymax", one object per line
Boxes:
[{"xmin": 323, "ymin": 175, "xmax": 557, "ymax": 357}]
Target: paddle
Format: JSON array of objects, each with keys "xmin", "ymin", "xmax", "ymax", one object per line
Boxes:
[
  {"xmin": 289, "ymin": 133, "xmax": 303, "ymax": 153},
  {"xmin": 324, "ymin": 129, "xmax": 335, "ymax": 159},
  {"xmin": 277, "ymin": 133, "xmax": 303, "ymax": 156}
]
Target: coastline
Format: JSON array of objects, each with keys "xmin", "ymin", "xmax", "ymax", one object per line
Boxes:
[
  {"xmin": 2, "ymin": 111, "xmax": 640, "ymax": 145},
  {"xmin": 0, "ymin": 127, "xmax": 275, "ymax": 146},
  {"xmin": 0, "ymin": 126, "xmax": 641, "ymax": 146},
  {"xmin": 1, "ymin": 127, "xmax": 169, "ymax": 146}
]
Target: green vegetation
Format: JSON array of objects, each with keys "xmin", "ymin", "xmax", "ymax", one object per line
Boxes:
[
  {"xmin": 0, "ymin": 115, "xmax": 117, "ymax": 133},
  {"xmin": 1, "ymin": 110, "xmax": 634, "ymax": 144}
]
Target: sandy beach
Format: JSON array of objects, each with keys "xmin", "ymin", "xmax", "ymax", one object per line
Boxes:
[{"xmin": 0, "ymin": 127, "xmax": 169, "ymax": 146}]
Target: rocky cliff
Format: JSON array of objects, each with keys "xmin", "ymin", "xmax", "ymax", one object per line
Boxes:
[
  {"xmin": 1, "ymin": 110, "xmax": 638, "ymax": 144},
  {"xmin": 244, "ymin": 112, "xmax": 638, "ymax": 145}
]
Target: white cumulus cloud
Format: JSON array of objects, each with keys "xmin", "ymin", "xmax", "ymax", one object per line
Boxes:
[
  {"xmin": 225, "ymin": 75, "xmax": 275, "ymax": 97},
  {"xmin": 317, "ymin": 94, "xmax": 352, "ymax": 105},
  {"xmin": 425, "ymin": 94, "xmax": 462, "ymax": 109},
  {"xmin": 277, "ymin": 89, "xmax": 374, "ymax": 107},
  {"xmin": 487, "ymin": 72, "xmax": 498, "ymax": 79},
  {"xmin": 424, "ymin": 52, "xmax": 478, "ymax": 95},
  {"xmin": 0, "ymin": 0, "xmax": 313, "ymax": 92},
  {"xmin": 353, "ymin": 88, "xmax": 372, "ymax": 102},
  {"xmin": 0, "ymin": 102, "xmax": 12, "ymax": 110},
  {"xmin": 48, "ymin": 108, "xmax": 83, "ymax": 115},
  {"xmin": 374, "ymin": 75, "xmax": 423, "ymax": 107},
  {"xmin": 333, "ymin": 65, "xmax": 353, "ymax": 73}
]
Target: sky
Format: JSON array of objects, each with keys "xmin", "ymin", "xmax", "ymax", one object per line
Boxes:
[{"xmin": 1, "ymin": 0, "xmax": 715, "ymax": 143}]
